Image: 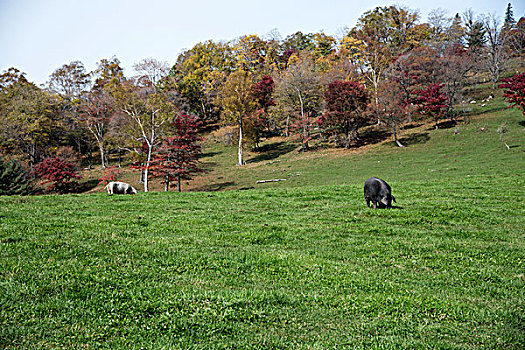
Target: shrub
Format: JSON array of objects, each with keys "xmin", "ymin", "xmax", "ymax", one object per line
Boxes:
[
  {"xmin": 34, "ymin": 157, "xmax": 82, "ymax": 193},
  {"xmin": 499, "ymin": 72, "xmax": 525, "ymax": 118}
]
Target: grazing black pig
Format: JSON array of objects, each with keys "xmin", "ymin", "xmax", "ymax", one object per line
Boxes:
[{"xmin": 364, "ymin": 177, "xmax": 396, "ymax": 209}]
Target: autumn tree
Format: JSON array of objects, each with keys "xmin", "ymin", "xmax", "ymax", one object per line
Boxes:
[
  {"xmin": 348, "ymin": 5, "xmax": 428, "ymax": 116},
  {"xmin": 233, "ymin": 35, "xmax": 269, "ymax": 72},
  {"xmin": 318, "ymin": 81, "xmax": 369, "ymax": 148},
  {"xmin": 216, "ymin": 69, "xmax": 257, "ymax": 165},
  {"xmin": 499, "ymin": 72, "xmax": 525, "ymax": 118},
  {"xmin": 172, "ymin": 40, "xmax": 235, "ymax": 124},
  {"xmin": 47, "ymin": 61, "xmax": 92, "ymax": 159},
  {"xmin": 427, "ymin": 10, "xmax": 466, "ymax": 53},
  {"xmin": 93, "ymin": 57, "xmax": 125, "ymax": 90},
  {"xmin": 414, "ymin": 83, "xmax": 448, "ymax": 129},
  {"xmin": 48, "ymin": 61, "xmax": 91, "ymax": 98},
  {"xmin": 150, "ymin": 114, "xmax": 202, "ymax": 192},
  {"xmin": 281, "ymin": 31, "xmax": 316, "ymax": 53},
  {"xmin": 250, "ymin": 75, "xmax": 276, "ymax": 136},
  {"xmin": 274, "ymin": 55, "xmax": 322, "ymax": 150},
  {"xmin": 507, "ymin": 17, "xmax": 525, "ymax": 56}
]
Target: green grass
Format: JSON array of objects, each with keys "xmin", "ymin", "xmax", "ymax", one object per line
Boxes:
[{"xmin": 1, "ymin": 98, "xmax": 524, "ymax": 348}]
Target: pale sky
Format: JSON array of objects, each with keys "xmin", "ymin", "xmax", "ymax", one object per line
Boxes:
[{"xmin": 0, "ymin": 0, "xmax": 522, "ymax": 86}]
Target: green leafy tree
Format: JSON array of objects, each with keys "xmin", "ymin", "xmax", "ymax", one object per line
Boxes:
[
  {"xmin": 47, "ymin": 61, "xmax": 92, "ymax": 161},
  {"xmin": 0, "ymin": 70, "xmax": 58, "ymax": 171}
]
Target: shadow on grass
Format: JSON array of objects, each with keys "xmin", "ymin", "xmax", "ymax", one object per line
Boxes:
[
  {"xmin": 354, "ymin": 126, "xmax": 392, "ymax": 147},
  {"xmin": 392, "ymin": 132, "xmax": 431, "ymax": 147},
  {"xmin": 73, "ymin": 179, "xmax": 100, "ymax": 193},
  {"xmin": 247, "ymin": 142, "xmax": 297, "ymax": 163},
  {"xmin": 437, "ymin": 120, "xmax": 457, "ymax": 129},
  {"xmin": 365, "ymin": 205, "xmax": 404, "ymax": 210},
  {"xmin": 519, "ymin": 120, "xmax": 525, "ymax": 127},
  {"xmin": 199, "ymin": 151, "xmax": 222, "ymax": 159},
  {"xmin": 402, "ymin": 123, "xmax": 424, "ymax": 130},
  {"xmin": 191, "ymin": 181, "xmax": 236, "ymax": 192}
]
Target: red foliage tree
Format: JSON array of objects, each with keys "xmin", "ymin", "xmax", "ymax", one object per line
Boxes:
[
  {"xmin": 414, "ymin": 83, "xmax": 448, "ymax": 129},
  {"xmin": 499, "ymin": 72, "xmax": 525, "ymax": 118},
  {"xmin": 251, "ymin": 76, "xmax": 276, "ymax": 111},
  {"xmin": 97, "ymin": 165, "xmax": 122, "ymax": 186},
  {"xmin": 318, "ymin": 81, "xmax": 369, "ymax": 148},
  {"xmin": 34, "ymin": 157, "xmax": 82, "ymax": 193},
  {"xmin": 150, "ymin": 114, "xmax": 202, "ymax": 192}
]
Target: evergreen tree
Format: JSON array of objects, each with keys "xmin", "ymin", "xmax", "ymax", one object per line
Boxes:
[
  {"xmin": 465, "ymin": 21, "xmax": 486, "ymax": 51},
  {"xmin": 0, "ymin": 156, "xmax": 35, "ymax": 195},
  {"xmin": 504, "ymin": 3, "xmax": 516, "ymax": 30}
]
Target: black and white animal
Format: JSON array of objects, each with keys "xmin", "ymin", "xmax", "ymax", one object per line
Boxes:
[
  {"xmin": 364, "ymin": 177, "xmax": 396, "ymax": 209},
  {"xmin": 105, "ymin": 181, "xmax": 138, "ymax": 195}
]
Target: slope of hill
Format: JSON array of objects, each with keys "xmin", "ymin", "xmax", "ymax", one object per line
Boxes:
[{"xmin": 81, "ymin": 94, "xmax": 523, "ymax": 194}]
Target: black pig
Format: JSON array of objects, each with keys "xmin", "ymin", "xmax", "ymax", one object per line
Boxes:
[{"xmin": 364, "ymin": 177, "xmax": 396, "ymax": 209}]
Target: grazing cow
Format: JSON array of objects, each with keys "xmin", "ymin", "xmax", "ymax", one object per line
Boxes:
[
  {"xmin": 106, "ymin": 181, "xmax": 138, "ymax": 195},
  {"xmin": 364, "ymin": 177, "xmax": 396, "ymax": 209}
]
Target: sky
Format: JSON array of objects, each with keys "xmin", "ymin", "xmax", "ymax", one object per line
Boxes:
[{"xmin": 1, "ymin": 0, "xmax": 523, "ymax": 86}]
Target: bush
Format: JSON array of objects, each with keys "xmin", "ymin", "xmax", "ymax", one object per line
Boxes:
[{"xmin": 34, "ymin": 157, "xmax": 82, "ymax": 193}]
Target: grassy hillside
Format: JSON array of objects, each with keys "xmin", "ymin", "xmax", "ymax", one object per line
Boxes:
[
  {"xmin": 1, "ymin": 96, "xmax": 524, "ymax": 348},
  {"xmin": 81, "ymin": 93, "xmax": 523, "ymax": 194}
]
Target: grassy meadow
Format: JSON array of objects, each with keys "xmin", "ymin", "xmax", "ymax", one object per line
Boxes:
[{"xmin": 1, "ymin": 97, "xmax": 524, "ymax": 348}]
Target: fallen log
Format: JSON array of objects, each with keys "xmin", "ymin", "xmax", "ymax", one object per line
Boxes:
[{"xmin": 256, "ymin": 179, "xmax": 287, "ymax": 184}]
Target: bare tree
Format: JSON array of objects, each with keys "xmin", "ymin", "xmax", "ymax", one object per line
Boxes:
[
  {"xmin": 274, "ymin": 55, "xmax": 322, "ymax": 151},
  {"xmin": 133, "ymin": 58, "xmax": 170, "ymax": 88},
  {"xmin": 482, "ymin": 14, "xmax": 511, "ymax": 89}
]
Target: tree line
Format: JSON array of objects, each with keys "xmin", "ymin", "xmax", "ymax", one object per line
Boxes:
[{"xmin": 1, "ymin": 4, "xmax": 524, "ymax": 194}]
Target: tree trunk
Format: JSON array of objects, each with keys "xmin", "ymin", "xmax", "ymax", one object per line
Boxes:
[
  {"xmin": 118, "ymin": 148, "xmax": 122, "ymax": 168},
  {"xmin": 143, "ymin": 146, "xmax": 152, "ymax": 192},
  {"xmin": 88, "ymin": 143, "xmax": 93, "ymax": 170},
  {"xmin": 164, "ymin": 170, "xmax": 169, "ymax": 191},
  {"xmin": 98, "ymin": 141, "xmax": 106, "ymax": 169},
  {"xmin": 177, "ymin": 173, "xmax": 181, "ymax": 192},
  {"xmin": 238, "ymin": 117, "xmax": 245, "ymax": 166},
  {"xmin": 393, "ymin": 123, "xmax": 405, "ymax": 148},
  {"xmin": 344, "ymin": 128, "xmax": 350, "ymax": 149}
]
